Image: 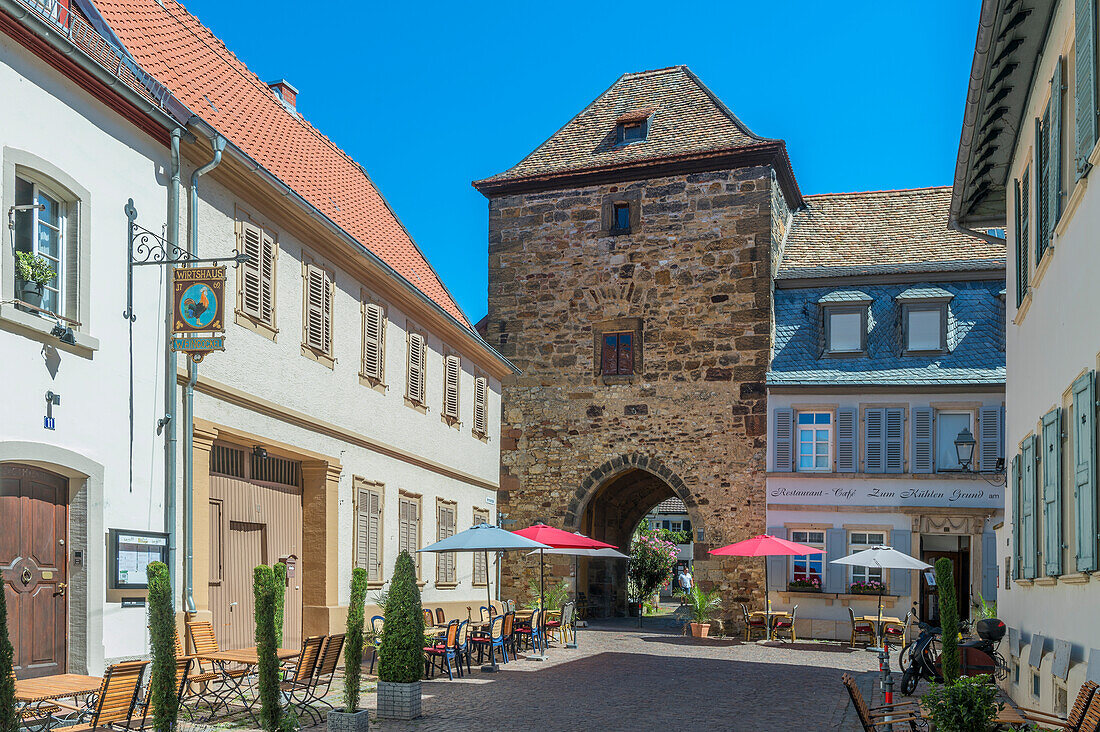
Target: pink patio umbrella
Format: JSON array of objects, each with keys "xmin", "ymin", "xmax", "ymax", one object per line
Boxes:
[
  {"xmin": 513, "ymin": 524, "xmax": 616, "ymax": 610},
  {"xmin": 710, "ymin": 534, "xmax": 826, "ymax": 639}
]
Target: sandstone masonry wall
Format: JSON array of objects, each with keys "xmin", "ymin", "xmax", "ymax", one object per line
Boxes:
[{"xmin": 486, "ymin": 165, "xmax": 780, "ymax": 609}]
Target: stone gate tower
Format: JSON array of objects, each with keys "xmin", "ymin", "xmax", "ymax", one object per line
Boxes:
[{"xmin": 473, "ymin": 66, "xmax": 803, "ymax": 614}]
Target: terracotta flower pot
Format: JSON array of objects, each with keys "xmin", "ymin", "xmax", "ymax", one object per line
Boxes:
[{"xmin": 690, "ymin": 622, "xmax": 710, "ymax": 638}]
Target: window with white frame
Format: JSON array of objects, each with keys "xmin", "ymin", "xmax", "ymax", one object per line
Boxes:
[
  {"xmin": 848, "ymin": 532, "xmax": 886, "ymax": 587},
  {"xmin": 790, "ymin": 530, "xmax": 825, "ymax": 584},
  {"xmin": 13, "ymin": 174, "xmax": 66, "ymax": 315},
  {"xmin": 935, "ymin": 411, "xmax": 973, "ymax": 472},
  {"xmin": 797, "ymin": 412, "xmax": 832, "ymax": 471}
]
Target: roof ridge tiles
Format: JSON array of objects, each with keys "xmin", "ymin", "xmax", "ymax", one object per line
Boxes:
[{"xmin": 803, "ymin": 185, "xmax": 954, "ymax": 199}]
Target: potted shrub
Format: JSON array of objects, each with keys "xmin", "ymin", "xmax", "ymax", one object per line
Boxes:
[
  {"xmin": 14, "ymin": 252, "xmax": 55, "ymax": 310},
  {"xmin": 328, "ymin": 567, "xmax": 370, "ymax": 732},
  {"xmin": 921, "ymin": 674, "xmax": 1001, "ymax": 731},
  {"xmin": 376, "ymin": 551, "xmax": 424, "ymax": 720},
  {"xmin": 787, "ymin": 577, "xmax": 822, "ymax": 593},
  {"xmin": 848, "ymin": 579, "xmax": 886, "ymax": 596},
  {"xmin": 146, "ymin": 562, "xmax": 178, "ymax": 732},
  {"xmin": 686, "ymin": 585, "xmax": 722, "ymax": 638}
]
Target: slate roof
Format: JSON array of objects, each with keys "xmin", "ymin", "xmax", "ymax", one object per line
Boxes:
[
  {"xmin": 91, "ymin": 0, "xmax": 469, "ymax": 327},
  {"xmin": 779, "ymin": 187, "xmax": 1005, "ymax": 280},
  {"xmin": 476, "ymin": 65, "xmax": 771, "ymax": 185},
  {"xmin": 768, "ymin": 280, "xmax": 1006, "ymax": 387}
]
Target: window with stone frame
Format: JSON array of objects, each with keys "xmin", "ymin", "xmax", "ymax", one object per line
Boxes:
[
  {"xmin": 13, "ymin": 172, "xmax": 71, "ymax": 318},
  {"xmin": 600, "ymin": 190, "xmax": 641, "ymax": 237},
  {"xmin": 601, "ymin": 331, "xmax": 634, "ymax": 376},
  {"xmin": 790, "ymin": 530, "xmax": 825, "ymax": 584},
  {"xmin": 848, "ymin": 531, "xmax": 886, "ymax": 587},
  {"xmin": 796, "ymin": 411, "xmax": 833, "ymax": 472}
]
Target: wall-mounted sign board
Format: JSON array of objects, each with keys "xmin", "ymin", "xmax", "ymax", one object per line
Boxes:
[{"xmin": 108, "ymin": 529, "xmax": 169, "ymax": 589}]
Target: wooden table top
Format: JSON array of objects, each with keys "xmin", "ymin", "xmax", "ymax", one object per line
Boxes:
[
  {"xmin": 750, "ymin": 610, "xmax": 791, "ymax": 617},
  {"xmin": 15, "ymin": 674, "xmax": 102, "ymax": 702},
  {"xmin": 196, "ymin": 647, "xmax": 298, "ymax": 664},
  {"xmin": 859, "ymin": 616, "xmax": 903, "ymax": 624}
]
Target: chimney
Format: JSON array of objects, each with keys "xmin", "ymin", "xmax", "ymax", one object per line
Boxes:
[{"xmin": 267, "ymin": 79, "xmax": 298, "ymax": 112}]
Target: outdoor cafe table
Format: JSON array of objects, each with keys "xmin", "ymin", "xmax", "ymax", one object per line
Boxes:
[
  {"xmin": 16, "ymin": 674, "xmax": 103, "ymax": 724},
  {"xmin": 194, "ymin": 647, "xmax": 297, "ymax": 723},
  {"xmin": 859, "ymin": 615, "xmax": 903, "ymax": 646},
  {"xmin": 749, "ymin": 610, "xmax": 791, "ymax": 640}
]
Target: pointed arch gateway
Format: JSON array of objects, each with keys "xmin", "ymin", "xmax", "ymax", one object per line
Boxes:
[{"xmin": 561, "ymin": 454, "xmax": 707, "ymax": 618}]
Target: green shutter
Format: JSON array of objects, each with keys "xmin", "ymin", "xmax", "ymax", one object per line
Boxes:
[
  {"xmin": 1077, "ymin": 0, "xmax": 1098, "ymax": 178},
  {"xmin": 1050, "ymin": 57, "xmax": 1065, "ymax": 229},
  {"xmin": 1011, "ymin": 454, "xmax": 1021, "ymax": 580},
  {"xmin": 1021, "ymin": 169, "xmax": 1030, "ymax": 302},
  {"xmin": 1021, "ymin": 436, "xmax": 1038, "ymax": 579},
  {"xmin": 1037, "ymin": 110, "xmax": 1051, "ymax": 257},
  {"xmin": 1042, "ymin": 408, "xmax": 1064, "ymax": 576},
  {"xmin": 1073, "ymin": 371, "xmax": 1098, "ymax": 571},
  {"xmin": 1014, "ymin": 179, "xmax": 1025, "ymax": 307}
]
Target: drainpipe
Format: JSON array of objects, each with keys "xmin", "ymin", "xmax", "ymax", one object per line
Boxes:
[
  {"xmin": 165, "ymin": 127, "xmax": 182, "ymax": 602},
  {"xmin": 182, "ymin": 133, "xmax": 225, "ymax": 614}
]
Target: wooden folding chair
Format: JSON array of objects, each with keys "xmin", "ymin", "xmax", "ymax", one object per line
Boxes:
[
  {"xmin": 280, "ymin": 635, "xmax": 325, "ymax": 725},
  {"xmin": 131, "ymin": 657, "xmax": 191, "ymax": 729},
  {"xmin": 305, "ymin": 633, "xmax": 346, "ymax": 712},
  {"xmin": 53, "ymin": 660, "xmax": 149, "ymax": 732},
  {"xmin": 841, "ymin": 673, "xmax": 921, "ymax": 731},
  {"xmin": 1018, "ymin": 681, "xmax": 1099, "ymax": 731},
  {"xmin": 1079, "ymin": 694, "xmax": 1100, "ymax": 732}
]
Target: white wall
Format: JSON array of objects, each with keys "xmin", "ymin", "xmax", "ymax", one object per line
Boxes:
[
  {"xmin": 1002, "ymin": 0, "xmax": 1100, "ymax": 711},
  {"xmin": 0, "ymin": 34, "xmax": 170, "ymax": 668}
]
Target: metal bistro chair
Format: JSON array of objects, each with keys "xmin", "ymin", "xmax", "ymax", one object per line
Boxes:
[
  {"xmin": 423, "ymin": 621, "xmax": 461, "ymax": 680},
  {"xmin": 435, "ymin": 607, "xmax": 446, "ymax": 626},
  {"xmin": 883, "ymin": 610, "xmax": 912, "ymax": 649},
  {"xmin": 454, "ymin": 619, "xmax": 472, "ymax": 676},
  {"xmin": 740, "ymin": 603, "xmax": 767, "ymax": 642},
  {"xmin": 279, "ymin": 635, "xmax": 325, "ymax": 725},
  {"xmin": 479, "ymin": 605, "xmax": 492, "ymax": 623},
  {"xmin": 305, "ymin": 632, "xmax": 346, "ymax": 713},
  {"xmin": 368, "ymin": 616, "xmax": 384, "ymax": 675},
  {"xmin": 849, "ymin": 607, "xmax": 875, "ymax": 648},
  {"xmin": 545, "ymin": 602, "xmax": 574, "ymax": 646},
  {"xmin": 470, "ymin": 614, "xmax": 507, "ymax": 665},
  {"xmin": 53, "ymin": 660, "xmax": 149, "ymax": 732},
  {"xmin": 841, "ymin": 673, "xmax": 921, "ymax": 731},
  {"xmin": 772, "ymin": 605, "xmax": 798, "ymax": 643},
  {"xmin": 1017, "ymin": 680, "xmax": 1099, "ymax": 732},
  {"xmin": 513, "ymin": 608, "xmax": 544, "ymax": 655}
]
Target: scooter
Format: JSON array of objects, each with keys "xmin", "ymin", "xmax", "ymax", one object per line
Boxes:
[{"xmin": 899, "ymin": 617, "xmax": 1008, "ymax": 695}]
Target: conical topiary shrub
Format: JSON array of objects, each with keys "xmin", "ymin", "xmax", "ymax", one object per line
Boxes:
[
  {"xmin": 376, "ymin": 551, "xmax": 424, "ymax": 720},
  {"xmin": 146, "ymin": 562, "xmax": 178, "ymax": 732},
  {"xmin": 272, "ymin": 562, "xmax": 287, "ymax": 648},
  {"xmin": 936, "ymin": 557, "xmax": 960, "ymax": 683},
  {"xmin": 253, "ymin": 565, "xmax": 281, "ymax": 732},
  {"xmin": 326, "ymin": 568, "xmax": 370, "ymax": 732},
  {"xmin": 0, "ymin": 584, "xmax": 18, "ymax": 732}
]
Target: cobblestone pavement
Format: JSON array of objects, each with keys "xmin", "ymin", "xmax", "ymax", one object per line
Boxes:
[{"xmin": 362, "ymin": 621, "xmax": 887, "ymax": 732}]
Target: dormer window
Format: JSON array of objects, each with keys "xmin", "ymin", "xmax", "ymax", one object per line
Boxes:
[
  {"xmin": 896, "ymin": 285, "xmax": 953, "ymax": 355},
  {"xmin": 818, "ymin": 290, "xmax": 872, "ymax": 358},
  {"xmin": 615, "ymin": 108, "xmax": 654, "ymax": 145}
]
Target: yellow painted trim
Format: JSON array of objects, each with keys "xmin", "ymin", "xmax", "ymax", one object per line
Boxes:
[{"xmin": 181, "ymin": 372, "xmax": 499, "ymax": 490}]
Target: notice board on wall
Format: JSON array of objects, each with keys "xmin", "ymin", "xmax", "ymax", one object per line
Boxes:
[{"xmin": 109, "ymin": 529, "xmax": 169, "ymax": 589}]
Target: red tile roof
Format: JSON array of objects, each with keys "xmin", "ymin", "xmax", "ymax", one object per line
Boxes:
[{"xmin": 92, "ymin": 0, "xmax": 469, "ymax": 326}]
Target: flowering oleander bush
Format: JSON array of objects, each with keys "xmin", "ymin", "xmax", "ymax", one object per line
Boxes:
[
  {"xmin": 788, "ymin": 577, "xmax": 822, "ymax": 591},
  {"xmin": 848, "ymin": 580, "xmax": 887, "ymax": 595},
  {"xmin": 626, "ymin": 526, "xmax": 680, "ymax": 608}
]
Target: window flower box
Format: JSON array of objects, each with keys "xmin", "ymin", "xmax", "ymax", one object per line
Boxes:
[
  {"xmin": 848, "ymin": 580, "xmax": 887, "ymax": 596},
  {"xmin": 787, "ymin": 578, "xmax": 822, "ymax": 592}
]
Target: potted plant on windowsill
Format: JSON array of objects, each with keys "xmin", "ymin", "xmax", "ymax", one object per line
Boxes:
[
  {"xmin": 686, "ymin": 585, "xmax": 723, "ymax": 638},
  {"xmin": 14, "ymin": 252, "xmax": 55, "ymax": 311},
  {"xmin": 376, "ymin": 551, "xmax": 424, "ymax": 720},
  {"xmin": 848, "ymin": 580, "xmax": 887, "ymax": 596},
  {"xmin": 328, "ymin": 567, "xmax": 370, "ymax": 732},
  {"xmin": 787, "ymin": 577, "xmax": 822, "ymax": 593}
]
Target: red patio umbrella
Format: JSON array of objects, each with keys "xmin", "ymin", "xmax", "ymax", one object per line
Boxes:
[
  {"xmin": 710, "ymin": 534, "xmax": 825, "ymax": 639},
  {"xmin": 513, "ymin": 524, "xmax": 615, "ymax": 612}
]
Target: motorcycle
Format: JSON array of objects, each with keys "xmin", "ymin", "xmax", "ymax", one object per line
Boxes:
[{"xmin": 898, "ymin": 617, "xmax": 1008, "ymax": 695}]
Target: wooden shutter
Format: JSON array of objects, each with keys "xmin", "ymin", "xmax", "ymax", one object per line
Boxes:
[
  {"xmin": 1073, "ymin": 371, "xmax": 1098, "ymax": 571},
  {"xmin": 911, "ymin": 407, "xmax": 934, "ymax": 474},
  {"xmin": 368, "ymin": 490, "xmax": 381, "ymax": 582},
  {"xmin": 443, "ymin": 355, "xmax": 460, "ymax": 419},
  {"xmin": 765, "ymin": 526, "xmax": 786, "ymax": 590},
  {"xmin": 865, "ymin": 408, "xmax": 885, "ymax": 473},
  {"xmin": 64, "ymin": 200, "xmax": 78, "ymax": 321},
  {"xmin": 1042, "ymin": 408, "xmax": 1064, "ymax": 576},
  {"xmin": 473, "ymin": 377, "xmax": 489, "ymax": 435},
  {"xmin": 1014, "ymin": 178, "xmax": 1027, "ymax": 307},
  {"xmin": 823, "ymin": 528, "xmax": 846, "ymax": 594},
  {"xmin": 981, "ymin": 529, "xmax": 998, "ymax": 603},
  {"xmin": 884, "ymin": 408, "xmax": 905, "ymax": 474},
  {"xmin": 979, "ymin": 406, "xmax": 1004, "ymax": 472},
  {"xmin": 362, "ymin": 303, "xmax": 384, "ymax": 381},
  {"xmin": 773, "ymin": 408, "xmax": 793, "ymax": 472},
  {"xmin": 1021, "ymin": 436, "xmax": 1039, "ymax": 579},
  {"xmin": 305, "ymin": 264, "xmax": 331, "ymax": 353},
  {"xmin": 260, "ymin": 232, "xmax": 275, "ymax": 323},
  {"xmin": 356, "ymin": 488, "xmax": 370, "ymax": 571},
  {"xmin": 890, "ymin": 529, "xmax": 912, "ymax": 594},
  {"xmin": 473, "ymin": 510, "xmax": 489, "ymax": 584},
  {"xmin": 241, "ymin": 222, "xmax": 263, "ymax": 319},
  {"xmin": 1078, "ymin": 0, "xmax": 1098, "ymax": 179},
  {"xmin": 437, "ymin": 504, "xmax": 456, "ymax": 583},
  {"xmin": 836, "ymin": 407, "xmax": 858, "ymax": 473},
  {"xmin": 1020, "ymin": 169, "xmax": 1030, "ymax": 302},
  {"xmin": 1050, "ymin": 57, "xmax": 1065, "ymax": 228},
  {"xmin": 1038, "ymin": 111, "xmax": 1051, "ymax": 254},
  {"xmin": 407, "ymin": 333, "xmax": 426, "ymax": 404},
  {"xmin": 1011, "ymin": 454, "xmax": 1021, "ymax": 579}
]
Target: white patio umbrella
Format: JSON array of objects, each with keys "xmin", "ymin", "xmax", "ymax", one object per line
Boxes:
[
  {"xmin": 830, "ymin": 545, "xmax": 931, "ymax": 625},
  {"xmin": 419, "ymin": 523, "xmax": 550, "ymax": 670}
]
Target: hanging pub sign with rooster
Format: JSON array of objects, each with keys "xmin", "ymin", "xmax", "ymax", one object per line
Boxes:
[{"xmin": 171, "ymin": 266, "xmax": 226, "ymax": 360}]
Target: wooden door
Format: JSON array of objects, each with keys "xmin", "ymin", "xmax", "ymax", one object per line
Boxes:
[
  {"xmin": 921, "ymin": 550, "xmax": 969, "ymax": 623},
  {"xmin": 0, "ymin": 464, "xmax": 67, "ymax": 679},
  {"xmin": 209, "ymin": 444, "xmax": 302, "ymax": 650}
]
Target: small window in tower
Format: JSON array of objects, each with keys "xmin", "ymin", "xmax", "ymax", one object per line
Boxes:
[
  {"xmin": 601, "ymin": 331, "xmax": 634, "ymax": 376},
  {"xmin": 612, "ymin": 203, "xmax": 631, "ymax": 234},
  {"xmin": 620, "ymin": 121, "xmax": 646, "ymax": 143}
]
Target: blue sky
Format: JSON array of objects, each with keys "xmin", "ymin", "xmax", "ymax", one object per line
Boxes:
[{"xmin": 181, "ymin": 0, "xmax": 981, "ymax": 324}]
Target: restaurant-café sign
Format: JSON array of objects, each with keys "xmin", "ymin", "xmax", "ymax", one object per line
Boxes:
[
  {"xmin": 171, "ymin": 266, "xmax": 225, "ymax": 359},
  {"xmin": 768, "ymin": 479, "xmax": 1002, "ymax": 509}
]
